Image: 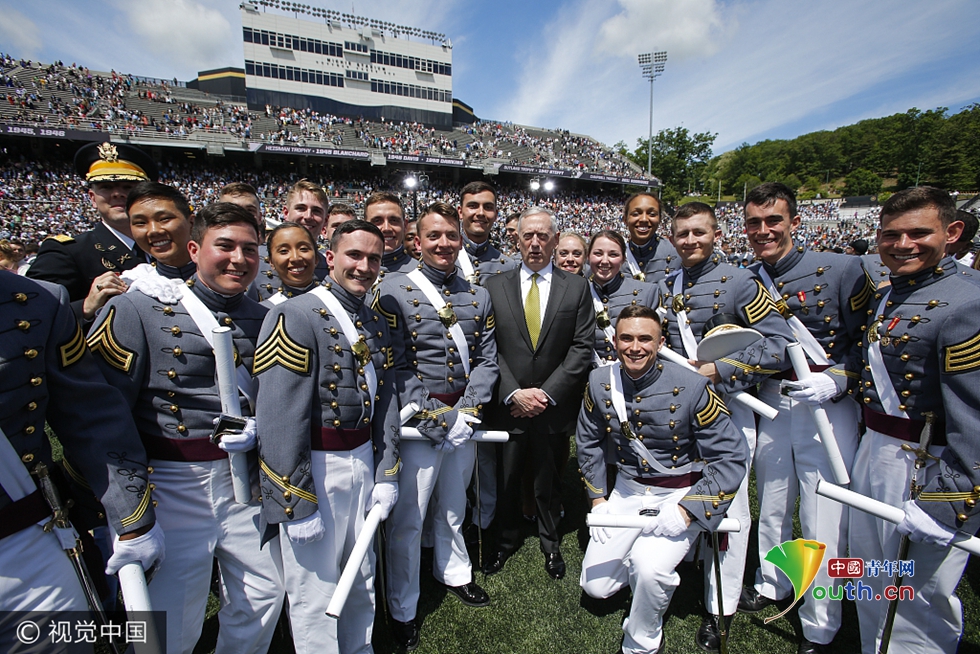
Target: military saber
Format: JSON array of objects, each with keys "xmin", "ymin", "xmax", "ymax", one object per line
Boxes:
[
  {"xmin": 400, "ymin": 427, "xmax": 510, "ymax": 443},
  {"xmin": 326, "ymin": 503, "xmax": 385, "ymax": 619},
  {"xmin": 586, "ymin": 513, "xmax": 741, "ymax": 533},
  {"xmin": 815, "ymin": 481, "xmax": 980, "ymax": 556},
  {"xmin": 212, "ymin": 326, "xmax": 252, "ymax": 504},
  {"xmin": 878, "ymin": 412, "xmax": 934, "ymax": 654},
  {"xmin": 785, "ymin": 343, "xmax": 850, "ymax": 485},
  {"xmin": 711, "ymin": 530, "xmax": 730, "ymax": 654},
  {"xmin": 657, "ymin": 347, "xmax": 778, "ymax": 421},
  {"xmin": 33, "ymin": 462, "xmax": 125, "ymax": 654}
]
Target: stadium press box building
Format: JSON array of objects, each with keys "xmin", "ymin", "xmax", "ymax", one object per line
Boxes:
[{"xmin": 240, "ymin": 3, "xmax": 454, "ymax": 128}]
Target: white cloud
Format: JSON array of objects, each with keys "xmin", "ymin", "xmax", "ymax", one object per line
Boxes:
[
  {"xmin": 0, "ymin": 3, "xmax": 42, "ymax": 57},
  {"xmin": 596, "ymin": 0, "xmax": 730, "ymax": 61},
  {"xmin": 109, "ymin": 0, "xmax": 235, "ymax": 75}
]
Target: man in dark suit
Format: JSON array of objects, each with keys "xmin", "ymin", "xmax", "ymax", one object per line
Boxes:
[
  {"xmin": 28, "ymin": 141, "xmax": 157, "ymax": 322},
  {"xmin": 483, "ymin": 206, "xmax": 594, "ymax": 579}
]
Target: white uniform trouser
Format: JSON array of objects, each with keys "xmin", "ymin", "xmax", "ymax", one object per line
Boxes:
[
  {"xmin": 850, "ymin": 429, "xmax": 968, "ymax": 654},
  {"xmin": 148, "ymin": 458, "xmax": 284, "ymax": 654},
  {"xmin": 704, "ymin": 400, "xmax": 756, "ymax": 616},
  {"xmin": 580, "ymin": 477, "xmax": 699, "ymax": 654},
  {"xmin": 281, "ymin": 442, "xmax": 376, "ymax": 654},
  {"xmin": 1, "ymin": 524, "xmax": 90, "ymax": 653},
  {"xmin": 386, "ymin": 439, "xmax": 476, "ymax": 622},
  {"xmin": 752, "ymin": 381, "xmax": 858, "ymax": 645}
]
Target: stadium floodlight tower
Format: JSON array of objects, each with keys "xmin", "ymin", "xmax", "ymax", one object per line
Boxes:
[{"xmin": 638, "ymin": 51, "xmax": 667, "ymax": 176}]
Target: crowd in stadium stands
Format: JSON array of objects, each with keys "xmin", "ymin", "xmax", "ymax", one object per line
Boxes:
[
  {"xmin": 0, "ymin": 151, "xmax": 881, "ymax": 268},
  {"xmin": 1, "ymin": 55, "xmax": 641, "ymax": 177}
]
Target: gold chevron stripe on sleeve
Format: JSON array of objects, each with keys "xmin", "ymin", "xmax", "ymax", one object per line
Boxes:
[
  {"xmin": 485, "ymin": 311, "xmax": 496, "ymax": 331},
  {"xmin": 384, "ymin": 458, "xmax": 402, "ymax": 476},
  {"xmin": 828, "ymin": 367, "xmax": 860, "ymax": 380},
  {"xmin": 944, "ymin": 330, "xmax": 980, "ymax": 373},
  {"xmin": 372, "ymin": 291, "xmax": 398, "ymax": 329},
  {"xmin": 683, "ymin": 491, "xmax": 737, "ymax": 502},
  {"xmin": 918, "ymin": 491, "xmax": 980, "ymax": 502},
  {"xmin": 120, "ymin": 486, "xmax": 152, "ymax": 527},
  {"xmin": 696, "ymin": 386, "xmax": 730, "ymax": 427},
  {"xmin": 850, "ymin": 271, "xmax": 875, "ymax": 312},
  {"xmin": 62, "ymin": 456, "xmax": 91, "ymax": 490},
  {"xmin": 259, "ymin": 458, "xmax": 318, "ymax": 504},
  {"xmin": 86, "ymin": 307, "xmax": 135, "ymax": 372},
  {"xmin": 718, "ymin": 358, "xmax": 779, "ymax": 375},
  {"xmin": 59, "ymin": 322, "xmax": 87, "ymax": 368},
  {"xmin": 743, "ymin": 279, "xmax": 779, "ymax": 324},
  {"xmin": 583, "ymin": 382, "xmax": 595, "ymax": 413},
  {"xmin": 583, "ymin": 477, "xmax": 604, "ymax": 495},
  {"xmin": 253, "ymin": 314, "xmax": 311, "ymax": 375}
]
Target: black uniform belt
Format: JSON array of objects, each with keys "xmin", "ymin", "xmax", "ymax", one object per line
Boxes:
[
  {"xmin": 312, "ymin": 426, "xmax": 371, "ymax": 452},
  {"xmin": 430, "ymin": 389, "xmax": 465, "ymax": 406},
  {"xmin": 772, "ymin": 364, "xmax": 830, "ymax": 381},
  {"xmin": 863, "ymin": 407, "xmax": 946, "ymax": 446},
  {"xmin": 0, "ymin": 490, "xmax": 50, "ymax": 541},
  {"xmin": 635, "ymin": 471, "xmax": 702, "ymax": 489},
  {"xmin": 142, "ymin": 434, "xmax": 228, "ymax": 462}
]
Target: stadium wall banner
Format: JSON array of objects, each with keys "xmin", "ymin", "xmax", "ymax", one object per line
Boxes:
[
  {"xmin": 1, "ymin": 123, "xmax": 110, "ymax": 142},
  {"xmin": 251, "ymin": 144, "xmax": 371, "ymax": 159},
  {"xmin": 386, "ymin": 153, "xmax": 467, "ymax": 167},
  {"xmin": 496, "ymin": 163, "xmax": 654, "ymax": 186}
]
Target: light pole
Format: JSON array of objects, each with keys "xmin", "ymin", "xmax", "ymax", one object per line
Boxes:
[
  {"xmin": 638, "ymin": 51, "xmax": 667, "ymax": 177},
  {"xmin": 530, "ymin": 177, "xmax": 541, "ymax": 203}
]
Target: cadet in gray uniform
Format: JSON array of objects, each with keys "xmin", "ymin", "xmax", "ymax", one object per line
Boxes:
[
  {"xmin": 848, "ymin": 187, "xmax": 980, "ymax": 654},
  {"xmin": 375, "ymin": 202, "xmax": 499, "ymax": 651},
  {"xmin": 456, "ymin": 181, "xmax": 516, "ymax": 535},
  {"xmin": 259, "ymin": 222, "xmax": 321, "ymax": 308},
  {"xmin": 659, "ymin": 202, "xmax": 794, "ymax": 652},
  {"xmin": 252, "ymin": 181, "xmax": 330, "ymax": 300},
  {"xmin": 579, "ymin": 305, "xmax": 748, "ymax": 654},
  {"xmin": 220, "ymin": 182, "xmax": 271, "ymax": 302},
  {"xmin": 367, "ymin": 191, "xmax": 418, "ymax": 275},
  {"xmin": 622, "ymin": 192, "xmax": 678, "ymax": 284},
  {"xmin": 585, "ymin": 229, "xmax": 659, "ymax": 366},
  {"xmin": 88, "ymin": 203, "xmax": 284, "ymax": 654},
  {"xmin": 0, "ymin": 274, "xmax": 163, "ymax": 651},
  {"xmin": 128, "ymin": 182, "xmax": 197, "ymax": 282},
  {"xmin": 254, "ymin": 219, "xmax": 400, "ymax": 654},
  {"xmin": 738, "ymin": 183, "xmax": 874, "ymax": 654}
]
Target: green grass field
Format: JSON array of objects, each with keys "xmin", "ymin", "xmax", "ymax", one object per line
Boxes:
[{"xmin": 188, "ymin": 440, "xmax": 980, "ymax": 654}]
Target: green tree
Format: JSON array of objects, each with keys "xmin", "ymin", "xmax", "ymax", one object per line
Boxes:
[
  {"xmin": 844, "ymin": 168, "xmax": 883, "ymax": 196},
  {"xmin": 628, "ymin": 127, "xmax": 716, "ymax": 203}
]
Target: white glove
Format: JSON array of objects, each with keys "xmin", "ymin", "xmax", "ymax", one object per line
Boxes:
[
  {"xmin": 897, "ymin": 500, "xmax": 957, "ymax": 547},
  {"xmin": 785, "ymin": 372, "xmax": 837, "ymax": 405},
  {"xmin": 589, "ymin": 502, "xmax": 612, "ymax": 544},
  {"xmin": 106, "ymin": 523, "xmax": 166, "ymax": 575},
  {"xmin": 215, "ymin": 416, "xmax": 257, "ymax": 453},
  {"xmin": 283, "ymin": 510, "xmax": 326, "ymax": 545},
  {"xmin": 446, "ymin": 413, "xmax": 480, "ymax": 448},
  {"xmin": 370, "ymin": 481, "xmax": 399, "ymax": 520},
  {"xmin": 643, "ymin": 504, "xmax": 689, "ymax": 538},
  {"xmin": 123, "ymin": 264, "xmax": 184, "ymax": 304}
]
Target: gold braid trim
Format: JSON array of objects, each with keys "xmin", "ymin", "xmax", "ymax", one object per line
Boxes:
[
  {"xmin": 86, "ymin": 307, "xmax": 135, "ymax": 372},
  {"xmin": 259, "ymin": 459, "xmax": 318, "ymax": 504},
  {"xmin": 59, "ymin": 322, "xmax": 86, "ymax": 368},
  {"xmin": 120, "ymin": 486, "xmax": 152, "ymax": 527}
]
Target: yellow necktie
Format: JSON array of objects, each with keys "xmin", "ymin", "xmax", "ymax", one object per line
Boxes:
[{"xmin": 525, "ymin": 272, "xmax": 540, "ymax": 348}]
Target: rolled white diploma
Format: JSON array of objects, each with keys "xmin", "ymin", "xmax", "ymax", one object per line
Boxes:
[
  {"xmin": 586, "ymin": 512, "xmax": 741, "ymax": 533},
  {"xmin": 212, "ymin": 326, "xmax": 252, "ymax": 504},
  {"xmin": 326, "ymin": 503, "xmax": 385, "ymax": 618}
]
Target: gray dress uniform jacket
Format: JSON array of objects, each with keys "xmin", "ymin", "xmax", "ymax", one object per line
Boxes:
[
  {"xmin": 374, "ymin": 262, "xmax": 499, "ymax": 443},
  {"xmin": 459, "ymin": 235, "xmax": 516, "ymax": 285},
  {"xmin": 381, "ymin": 247, "xmax": 419, "ymax": 275},
  {"xmin": 852, "ymin": 257, "xmax": 980, "ymax": 530},
  {"xmin": 660, "ymin": 256, "xmax": 794, "ymax": 394},
  {"xmin": 627, "ymin": 236, "xmax": 678, "ymax": 284},
  {"xmin": 253, "ymin": 281, "xmax": 400, "ymax": 524},
  {"xmin": 1, "ymin": 274, "xmax": 154, "ymax": 536},
  {"xmin": 87, "ymin": 276, "xmax": 267, "ymax": 462},
  {"xmin": 750, "ymin": 245, "xmax": 875, "ymax": 396},
  {"xmin": 589, "ymin": 273, "xmax": 660, "ymax": 365},
  {"xmin": 577, "ymin": 360, "xmax": 748, "ymax": 531}
]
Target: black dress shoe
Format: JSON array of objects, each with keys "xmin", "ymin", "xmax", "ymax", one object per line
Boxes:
[
  {"xmin": 798, "ymin": 638, "xmax": 832, "ymax": 654},
  {"xmin": 445, "ymin": 581, "xmax": 490, "ymax": 607},
  {"xmin": 482, "ymin": 550, "xmax": 507, "ymax": 576},
  {"xmin": 695, "ymin": 614, "xmax": 734, "ymax": 652},
  {"xmin": 544, "ymin": 551, "xmax": 566, "ymax": 579},
  {"xmin": 391, "ymin": 618, "xmax": 419, "ymax": 652},
  {"xmin": 737, "ymin": 586, "xmax": 776, "ymax": 613}
]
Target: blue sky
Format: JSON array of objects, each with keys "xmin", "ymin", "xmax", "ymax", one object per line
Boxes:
[{"xmin": 2, "ymin": 0, "xmax": 978, "ymax": 153}]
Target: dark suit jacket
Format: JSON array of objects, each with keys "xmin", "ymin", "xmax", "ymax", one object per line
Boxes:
[
  {"xmin": 27, "ymin": 222, "xmax": 144, "ymax": 321},
  {"xmin": 484, "ymin": 266, "xmax": 594, "ymax": 434}
]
